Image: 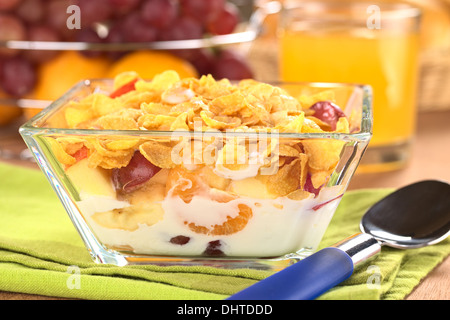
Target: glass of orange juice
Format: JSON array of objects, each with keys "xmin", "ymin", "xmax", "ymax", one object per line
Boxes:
[{"xmin": 279, "ymin": 1, "xmax": 421, "ymax": 172}]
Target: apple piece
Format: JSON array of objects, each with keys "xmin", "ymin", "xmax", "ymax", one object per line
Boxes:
[
  {"xmin": 91, "ymin": 182, "xmax": 165, "ymax": 231},
  {"xmin": 109, "ymin": 78, "xmax": 138, "ymax": 98},
  {"xmin": 92, "ymin": 202, "xmax": 164, "ymax": 231},
  {"xmin": 148, "ymin": 168, "xmax": 169, "ymax": 185},
  {"xmin": 123, "ymin": 181, "xmax": 166, "ymax": 205},
  {"xmin": 72, "ymin": 145, "xmax": 89, "ymax": 162},
  {"xmin": 228, "ymin": 177, "xmax": 277, "ymax": 199},
  {"xmin": 66, "ymin": 158, "xmax": 116, "ymax": 198}
]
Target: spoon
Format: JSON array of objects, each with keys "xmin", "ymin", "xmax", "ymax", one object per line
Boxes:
[{"xmin": 227, "ymin": 180, "xmax": 450, "ymax": 300}]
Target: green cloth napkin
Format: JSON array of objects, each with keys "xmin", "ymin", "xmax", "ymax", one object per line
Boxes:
[{"xmin": 0, "ymin": 162, "xmax": 448, "ymax": 300}]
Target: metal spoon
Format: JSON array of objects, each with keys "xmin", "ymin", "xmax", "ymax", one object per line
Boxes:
[{"xmin": 227, "ymin": 180, "xmax": 450, "ymax": 300}]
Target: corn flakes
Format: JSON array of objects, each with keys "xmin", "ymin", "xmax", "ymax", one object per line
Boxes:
[{"xmin": 50, "ymin": 70, "xmax": 351, "ymax": 197}]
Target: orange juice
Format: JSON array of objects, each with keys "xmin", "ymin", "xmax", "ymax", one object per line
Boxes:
[{"xmin": 280, "ymin": 30, "xmax": 420, "ymax": 147}]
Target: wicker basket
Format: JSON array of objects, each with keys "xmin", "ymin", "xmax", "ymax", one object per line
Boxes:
[{"xmin": 417, "ymin": 47, "xmax": 450, "ymax": 111}]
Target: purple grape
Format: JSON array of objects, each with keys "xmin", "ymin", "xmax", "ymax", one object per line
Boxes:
[
  {"xmin": 75, "ymin": 27, "xmax": 105, "ymax": 58},
  {"xmin": 207, "ymin": 2, "xmax": 239, "ymax": 35},
  {"xmin": 0, "ymin": 13, "xmax": 27, "ymax": 57},
  {"xmin": 108, "ymin": 0, "xmax": 141, "ymax": 17},
  {"xmin": 211, "ymin": 49, "xmax": 253, "ymax": 80},
  {"xmin": 16, "ymin": 0, "xmax": 44, "ymax": 24},
  {"xmin": 24, "ymin": 25, "xmax": 60, "ymax": 63},
  {"xmin": 0, "ymin": 56, "xmax": 37, "ymax": 97},
  {"xmin": 0, "ymin": 0, "xmax": 21, "ymax": 11},
  {"xmin": 77, "ymin": 0, "xmax": 113, "ymax": 28},
  {"xmin": 121, "ymin": 12, "xmax": 158, "ymax": 43},
  {"xmin": 180, "ymin": 0, "xmax": 224, "ymax": 25},
  {"xmin": 158, "ymin": 15, "xmax": 202, "ymax": 41},
  {"xmin": 112, "ymin": 151, "xmax": 161, "ymax": 193},
  {"xmin": 309, "ymin": 101, "xmax": 346, "ymax": 130},
  {"xmin": 141, "ymin": 0, "xmax": 178, "ymax": 29}
]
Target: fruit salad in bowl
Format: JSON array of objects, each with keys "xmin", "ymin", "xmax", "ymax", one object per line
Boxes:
[{"xmin": 20, "ymin": 70, "xmax": 372, "ymax": 268}]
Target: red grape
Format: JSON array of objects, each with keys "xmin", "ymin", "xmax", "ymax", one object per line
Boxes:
[
  {"xmin": 0, "ymin": 0, "xmax": 21, "ymax": 11},
  {"xmin": 15, "ymin": 0, "xmax": 44, "ymax": 24},
  {"xmin": 24, "ymin": 25, "xmax": 61, "ymax": 63},
  {"xmin": 158, "ymin": 15, "xmax": 202, "ymax": 40},
  {"xmin": 105, "ymin": 21, "xmax": 125, "ymax": 43},
  {"xmin": 112, "ymin": 150, "xmax": 161, "ymax": 193},
  {"xmin": 174, "ymin": 48, "xmax": 214, "ymax": 76},
  {"xmin": 0, "ymin": 56, "xmax": 37, "ymax": 97},
  {"xmin": 180, "ymin": 0, "xmax": 224, "ymax": 25},
  {"xmin": 303, "ymin": 173, "xmax": 321, "ymax": 197},
  {"xmin": 77, "ymin": 0, "xmax": 113, "ymax": 28},
  {"xmin": 104, "ymin": 21, "xmax": 129, "ymax": 59},
  {"xmin": 309, "ymin": 101, "xmax": 346, "ymax": 130},
  {"xmin": 141, "ymin": 0, "xmax": 178, "ymax": 29},
  {"xmin": 75, "ymin": 27, "xmax": 105, "ymax": 57},
  {"xmin": 121, "ymin": 12, "xmax": 158, "ymax": 43},
  {"xmin": 108, "ymin": 0, "xmax": 141, "ymax": 17},
  {"xmin": 46, "ymin": 0, "xmax": 79, "ymax": 40},
  {"xmin": 211, "ymin": 49, "xmax": 253, "ymax": 80},
  {"xmin": 207, "ymin": 2, "xmax": 239, "ymax": 35},
  {"xmin": 0, "ymin": 13, "xmax": 26, "ymax": 57}
]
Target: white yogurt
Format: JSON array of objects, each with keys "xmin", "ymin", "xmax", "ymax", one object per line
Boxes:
[{"xmin": 77, "ymin": 185, "xmax": 344, "ymax": 258}]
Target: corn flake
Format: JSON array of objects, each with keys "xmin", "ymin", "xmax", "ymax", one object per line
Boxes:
[
  {"xmin": 47, "ymin": 137, "xmax": 76, "ymax": 166},
  {"xmin": 112, "ymin": 71, "xmax": 139, "ymax": 90},
  {"xmin": 139, "ymin": 140, "xmax": 177, "ymax": 169},
  {"xmin": 92, "ymin": 93, "xmax": 122, "ymax": 117},
  {"xmin": 97, "ymin": 115, "xmax": 139, "ymax": 130},
  {"xmin": 135, "ymin": 70, "xmax": 180, "ymax": 93}
]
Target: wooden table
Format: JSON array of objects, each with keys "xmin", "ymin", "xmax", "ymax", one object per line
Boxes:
[{"xmin": 0, "ymin": 109, "xmax": 449, "ymax": 300}]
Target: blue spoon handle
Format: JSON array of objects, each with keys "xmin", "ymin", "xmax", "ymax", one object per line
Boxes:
[
  {"xmin": 227, "ymin": 247, "xmax": 354, "ymax": 300},
  {"xmin": 227, "ymin": 233, "xmax": 381, "ymax": 300}
]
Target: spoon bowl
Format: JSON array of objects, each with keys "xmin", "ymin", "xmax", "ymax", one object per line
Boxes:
[
  {"xmin": 228, "ymin": 180, "xmax": 450, "ymax": 300},
  {"xmin": 361, "ymin": 180, "xmax": 450, "ymax": 249}
]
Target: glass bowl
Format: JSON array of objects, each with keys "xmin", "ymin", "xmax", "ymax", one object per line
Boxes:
[{"xmin": 19, "ymin": 78, "xmax": 372, "ymax": 270}]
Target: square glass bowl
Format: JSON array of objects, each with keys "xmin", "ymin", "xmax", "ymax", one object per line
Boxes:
[{"xmin": 19, "ymin": 79, "xmax": 372, "ymax": 270}]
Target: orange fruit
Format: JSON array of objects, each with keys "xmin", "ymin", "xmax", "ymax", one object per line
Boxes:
[
  {"xmin": 186, "ymin": 204, "xmax": 253, "ymax": 236},
  {"xmin": 0, "ymin": 106, "xmax": 22, "ymax": 126},
  {"xmin": 166, "ymin": 166, "xmax": 204, "ymax": 204},
  {"xmin": 25, "ymin": 51, "xmax": 111, "ymax": 119},
  {"xmin": 107, "ymin": 51, "xmax": 198, "ymax": 80},
  {"xmin": 166, "ymin": 165, "xmax": 253, "ymax": 236},
  {"xmin": 34, "ymin": 51, "xmax": 111, "ymax": 100}
]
